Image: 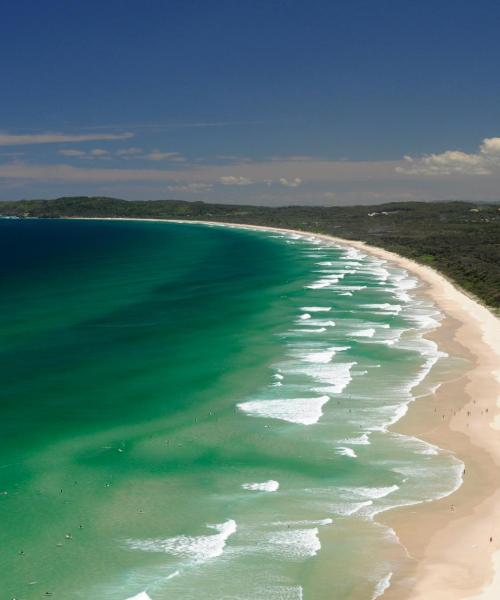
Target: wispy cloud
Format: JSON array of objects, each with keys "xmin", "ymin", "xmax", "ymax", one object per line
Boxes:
[
  {"xmin": 58, "ymin": 146, "xmax": 183, "ymax": 162},
  {"xmin": 162, "ymin": 120, "xmax": 265, "ymax": 129},
  {"xmin": 58, "ymin": 149, "xmax": 86, "ymax": 157},
  {"xmin": 0, "ymin": 162, "xmax": 179, "ymax": 182},
  {"xmin": 0, "ymin": 131, "xmax": 133, "ymax": 147},
  {"xmin": 3, "ymin": 136, "xmax": 500, "ymax": 204},
  {"xmin": 117, "ymin": 147, "xmax": 143, "ymax": 156},
  {"xmin": 0, "ymin": 151, "xmax": 24, "ymax": 157},
  {"xmin": 58, "ymin": 148, "xmax": 110, "ymax": 160},
  {"xmin": 0, "ymin": 158, "xmax": 402, "ymax": 185},
  {"xmin": 142, "ymin": 150, "xmax": 185, "ymax": 162},
  {"xmin": 84, "ymin": 120, "xmax": 266, "ymax": 132},
  {"xmin": 279, "ymin": 177, "xmax": 302, "ymax": 187},
  {"xmin": 215, "ymin": 155, "xmax": 253, "ymax": 163},
  {"xmin": 2, "ymin": 158, "xmax": 500, "ymax": 204},
  {"xmin": 90, "ymin": 149, "xmax": 109, "ymax": 157},
  {"xmin": 269, "ymin": 155, "xmax": 316, "ymax": 162},
  {"xmin": 167, "ymin": 182, "xmax": 213, "ymax": 193},
  {"xmin": 396, "ymin": 136, "xmax": 500, "ymax": 176},
  {"xmin": 219, "ymin": 175, "xmax": 253, "ymax": 186},
  {"xmin": 116, "ymin": 147, "xmax": 184, "ymax": 161}
]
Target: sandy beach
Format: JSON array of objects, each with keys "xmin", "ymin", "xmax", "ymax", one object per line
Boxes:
[{"xmin": 77, "ymin": 217, "xmax": 500, "ymax": 599}]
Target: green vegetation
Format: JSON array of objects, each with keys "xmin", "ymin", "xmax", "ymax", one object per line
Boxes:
[{"xmin": 1, "ymin": 196, "xmax": 499, "ymax": 309}]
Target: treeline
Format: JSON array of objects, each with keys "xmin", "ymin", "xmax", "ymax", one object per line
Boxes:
[{"xmin": 1, "ymin": 196, "xmax": 499, "ymax": 309}]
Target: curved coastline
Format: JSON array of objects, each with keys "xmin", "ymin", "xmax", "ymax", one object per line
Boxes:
[{"xmin": 71, "ymin": 216, "xmax": 500, "ymax": 599}]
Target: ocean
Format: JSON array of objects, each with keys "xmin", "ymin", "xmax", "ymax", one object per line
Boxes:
[{"xmin": 0, "ymin": 218, "xmax": 465, "ymax": 599}]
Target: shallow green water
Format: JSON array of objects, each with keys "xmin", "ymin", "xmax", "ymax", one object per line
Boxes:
[{"xmin": 0, "ymin": 219, "xmax": 464, "ymax": 600}]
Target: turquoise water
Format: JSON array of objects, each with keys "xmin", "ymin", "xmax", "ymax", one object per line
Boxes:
[{"xmin": 0, "ymin": 219, "xmax": 464, "ymax": 600}]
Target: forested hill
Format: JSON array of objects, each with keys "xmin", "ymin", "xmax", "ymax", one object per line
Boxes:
[{"xmin": 1, "ymin": 196, "xmax": 499, "ymax": 310}]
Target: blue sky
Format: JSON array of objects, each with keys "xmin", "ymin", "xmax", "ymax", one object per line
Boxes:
[{"xmin": 1, "ymin": 0, "xmax": 500, "ymax": 204}]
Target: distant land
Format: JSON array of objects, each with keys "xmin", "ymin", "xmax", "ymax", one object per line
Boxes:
[{"xmin": 1, "ymin": 196, "xmax": 499, "ymax": 310}]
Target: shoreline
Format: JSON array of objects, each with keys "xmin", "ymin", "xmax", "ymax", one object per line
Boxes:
[{"xmin": 69, "ymin": 217, "xmax": 500, "ymax": 599}]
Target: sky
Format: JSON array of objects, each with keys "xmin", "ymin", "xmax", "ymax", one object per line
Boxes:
[{"xmin": 1, "ymin": 0, "xmax": 500, "ymax": 205}]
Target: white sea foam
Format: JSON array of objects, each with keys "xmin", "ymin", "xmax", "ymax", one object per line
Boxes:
[
  {"xmin": 300, "ymin": 318, "xmax": 336, "ymax": 327},
  {"xmin": 365, "ymin": 403, "xmax": 409, "ymax": 431},
  {"xmin": 291, "ymin": 362, "xmax": 356, "ymax": 394},
  {"xmin": 392, "ymin": 460, "xmax": 464, "ymax": 501},
  {"xmin": 341, "ymin": 485, "xmax": 399, "ymax": 499},
  {"xmin": 397, "ymin": 434, "xmax": 440, "ymax": 456},
  {"xmin": 335, "ymin": 285, "xmax": 367, "ymax": 291},
  {"xmin": 301, "ymin": 346, "xmax": 349, "ymax": 363},
  {"xmin": 342, "ymin": 247, "xmax": 366, "ymax": 260},
  {"xmin": 313, "ymin": 270, "xmax": 347, "ymax": 280},
  {"xmin": 336, "ymin": 447, "xmax": 357, "ymax": 458},
  {"xmin": 339, "ymin": 433, "xmax": 370, "ymax": 445},
  {"xmin": 260, "ymin": 586, "xmax": 304, "ymax": 600},
  {"xmin": 272, "ymin": 518, "xmax": 332, "ymax": 527},
  {"xmin": 299, "ymin": 313, "xmax": 311, "ymax": 320},
  {"xmin": 329, "ymin": 500, "xmax": 373, "ymax": 516},
  {"xmin": 419, "ymin": 445, "xmax": 439, "ymax": 455},
  {"xmin": 397, "ymin": 338, "xmax": 447, "ymax": 395},
  {"xmin": 125, "ymin": 519, "xmax": 237, "ymax": 563},
  {"xmin": 238, "ymin": 396, "xmax": 330, "ymax": 425},
  {"xmin": 305, "ymin": 279, "xmax": 337, "ymax": 289},
  {"xmin": 372, "ymin": 572, "xmax": 393, "ymax": 600},
  {"xmin": 351, "ymin": 328, "xmax": 376, "ymax": 338},
  {"xmin": 339, "ymin": 260, "xmax": 363, "ymax": 267},
  {"xmin": 242, "ymin": 480, "xmax": 280, "ymax": 492},
  {"xmin": 303, "ymin": 350, "xmax": 336, "ymax": 364},
  {"xmin": 391, "ymin": 273, "xmax": 418, "ymax": 303},
  {"xmin": 300, "ymin": 306, "xmax": 332, "ymax": 312},
  {"xmin": 165, "ymin": 571, "xmax": 180, "ymax": 580},
  {"xmin": 409, "ymin": 311, "xmax": 441, "ymax": 329},
  {"xmin": 291, "ymin": 327, "xmax": 327, "ymax": 333},
  {"xmin": 362, "ymin": 303, "xmax": 402, "ymax": 314},
  {"xmin": 266, "ymin": 528, "xmax": 321, "ymax": 559},
  {"xmin": 126, "ymin": 593, "xmax": 152, "ymax": 600},
  {"xmin": 338, "ymin": 485, "xmax": 399, "ymax": 500},
  {"xmin": 273, "ymin": 373, "xmax": 284, "ymax": 380},
  {"xmin": 361, "ymin": 265, "xmax": 390, "ymax": 283}
]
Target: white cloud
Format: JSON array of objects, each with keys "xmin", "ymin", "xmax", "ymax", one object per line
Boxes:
[
  {"xmin": 58, "ymin": 148, "xmax": 110, "ymax": 160},
  {"xmin": 219, "ymin": 175, "xmax": 253, "ymax": 186},
  {"xmin": 396, "ymin": 136, "xmax": 500, "ymax": 176},
  {"xmin": 3, "ymin": 155, "xmax": 500, "ymax": 204},
  {"xmin": 4, "ymin": 137, "xmax": 500, "ymax": 204},
  {"xmin": 116, "ymin": 148, "xmax": 184, "ymax": 161},
  {"xmin": 117, "ymin": 147, "xmax": 143, "ymax": 156},
  {"xmin": 167, "ymin": 182, "xmax": 213, "ymax": 193},
  {"xmin": 269, "ymin": 155, "xmax": 315, "ymax": 162},
  {"xmin": 89, "ymin": 148, "xmax": 109, "ymax": 157},
  {"xmin": 481, "ymin": 137, "xmax": 500, "ymax": 155},
  {"xmin": 279, "ymin": 177, "xmax": 302, "ymax": 187},
  {"xmin": 0, "ymin": 131, "xmax": 133, "ymax": 146},
  {"xmin": 58, "ymin": 149, "xmax": 86, "ymax": 157},
  {"xmin": 215, "ymin": 154, "xmax": 253, "ymax": 163},
  {"xmin": 0, "ymin": 158, "xmax": 403, "ymax": 186},
  {"xmin": 57, "ymin": 146, "xmax": 182, "ymax": 162},
  {"xmin": 142, "ymin": 150, "xmax": 184, "ymax": 162}
]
